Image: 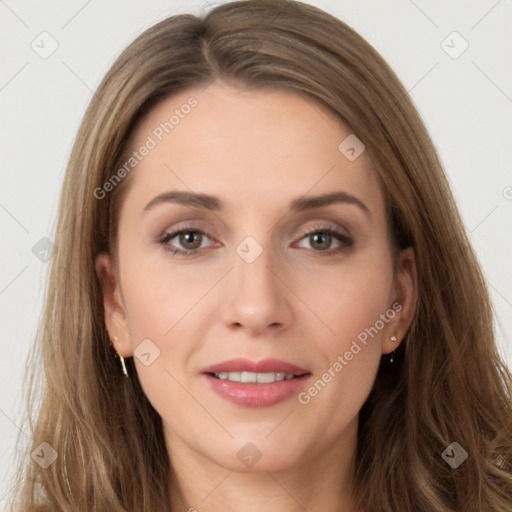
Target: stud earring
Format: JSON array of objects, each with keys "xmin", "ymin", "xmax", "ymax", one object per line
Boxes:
[{"xmin": 389, "ymin": 336, "xmax": 398, "ymax": 363}]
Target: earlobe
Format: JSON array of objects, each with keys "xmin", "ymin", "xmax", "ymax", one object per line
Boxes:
[
  {"xmin": 382, "ymin": 247, "xmax": 418, "ymax": 354},
  {"xmin": 95, "ymin": 253, "xmax": 133, "ymax": 358}
]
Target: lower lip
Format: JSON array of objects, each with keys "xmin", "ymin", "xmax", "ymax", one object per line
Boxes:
[{"xmin": 203, "ymin": 373, "xmax": 311, "ymax": 407}]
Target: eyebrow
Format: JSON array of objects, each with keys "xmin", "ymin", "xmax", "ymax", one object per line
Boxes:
[{"xmin": 143, "ymin": 190, "xmax": 371, "ymax": 217}]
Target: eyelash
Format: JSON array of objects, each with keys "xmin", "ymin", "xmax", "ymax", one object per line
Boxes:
[{"xmin": 158, "ymin": 224, "xmax": 353, "ymax": 258}]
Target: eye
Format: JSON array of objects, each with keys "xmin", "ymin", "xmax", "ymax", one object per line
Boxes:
[
  {"xmin": 157, "ymin": 224, "xmax": 353, "ymax": 257},
  {"xmin": 159, "ymin": 227, "xmax": 215, "ymax": 256},
  {"xmin": 295, "ymin": 225, "xmax": 353, "ymax": 255}
]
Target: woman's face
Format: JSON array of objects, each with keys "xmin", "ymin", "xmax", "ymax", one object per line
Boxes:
[{"xmin": 97, "ymin": 82, "xmax": 416, "ymax": 474}]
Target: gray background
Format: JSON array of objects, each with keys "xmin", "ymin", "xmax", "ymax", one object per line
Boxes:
[{"xmin": 1, "ymin": 0, "xmax": 511, "ymax": 505}]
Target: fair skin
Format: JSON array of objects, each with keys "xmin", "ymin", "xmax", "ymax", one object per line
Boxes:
[{"xmin": 96, "ymin": 82, "xmax": 417, "ymax": 511}]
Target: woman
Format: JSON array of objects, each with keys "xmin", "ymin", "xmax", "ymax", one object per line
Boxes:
[{"xmin": 10, "ymin": 0, "xmax": 512, "ymax": 510}]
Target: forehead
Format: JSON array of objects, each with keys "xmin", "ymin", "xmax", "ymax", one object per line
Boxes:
[{"xmin": 122, "ymin": 83, "xmax": 383, "ymax": 217}]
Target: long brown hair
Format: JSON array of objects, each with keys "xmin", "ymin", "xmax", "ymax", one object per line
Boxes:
[{"xmin": 9, "ymin": 1, "xmax": 512, "ymax": 510}]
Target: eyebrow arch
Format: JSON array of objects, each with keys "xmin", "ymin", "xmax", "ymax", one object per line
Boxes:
[
  {"xmin": 142, "ymin": 190, "xmax": 371, "ymax": 217},
  {"xmin": 143, "ymin": 191, "xmax": 221, "ymax": 213},
  {"xmin": 290, "ymin": 191, "xmax": 371, "ymax": 217}
]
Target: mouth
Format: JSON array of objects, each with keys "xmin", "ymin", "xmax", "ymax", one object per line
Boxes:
[
  {"xmin": 201, "ymin": 357, "xmax": 311, "ymax": 381},
  {"xmin": 201, "ymin": 358, "xmax": 312, "ymax": 407},
  {"xmin": 206, "ymin": 371, "xmax": 309, "ymax": 383}
]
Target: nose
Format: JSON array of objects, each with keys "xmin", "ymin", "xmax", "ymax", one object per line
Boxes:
[{"xmin": 220, "ymin": 241, "xmax": 293, "ymax": 337}]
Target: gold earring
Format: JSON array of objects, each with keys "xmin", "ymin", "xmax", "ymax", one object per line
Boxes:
[
  {"xmin": 112, "ymin": 336, "xmax": 129, "ymax": 378},
  {"xmin": 119, "ymin": 354, "xmax": 129, "ymax": 378}
]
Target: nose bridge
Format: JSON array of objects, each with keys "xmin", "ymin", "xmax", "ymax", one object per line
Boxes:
[
  {"xmin": 220, "ymin": 232, "xmax": 292, "ymax": 334},
  {"xmin": 233, "ymin": 233, "xmax": 281, "ymax": 302},
  {"xmin": 234, "ymin": 236, "xmax": 275, "ymax": 292}
]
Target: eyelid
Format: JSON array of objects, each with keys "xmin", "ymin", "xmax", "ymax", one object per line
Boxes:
[{"xmin": 297, "ymin": 221, "xmax": 350, "ymax": 238}]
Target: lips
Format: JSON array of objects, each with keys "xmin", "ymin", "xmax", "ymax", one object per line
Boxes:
[
  {"xmin": 201, "ymin": 358, "xmax": 310, "ymax": 376},
  {"xmin": 201, "ymin": 358, "xmax": 312, "ymax": 407}
]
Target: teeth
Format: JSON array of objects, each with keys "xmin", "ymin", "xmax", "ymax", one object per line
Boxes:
[
  {"xmin": 257, "ymin": 372, "xmax": 274, "ymax": 383},
  {"xmin": 213, "ymin": 371, "xmax": 296, "ymax": 383}
]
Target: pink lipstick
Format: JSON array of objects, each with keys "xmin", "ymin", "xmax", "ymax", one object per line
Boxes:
[{"xmin": 201, "ymin": 358, "xmax": 311, "ymax": 408}]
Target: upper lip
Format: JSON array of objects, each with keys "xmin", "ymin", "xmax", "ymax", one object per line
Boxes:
[{"xmin": 202, "ymin": 358, "xmax": 310, "ymax": 376}]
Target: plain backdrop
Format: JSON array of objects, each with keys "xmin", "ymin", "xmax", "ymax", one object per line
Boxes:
[{"xmin": 1, "ymin": 0, "xmax": 511, "ymax": 505}]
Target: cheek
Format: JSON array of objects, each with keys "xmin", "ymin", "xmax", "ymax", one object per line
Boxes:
[
  {"xmin": 118, "ymin": 246, "xmax": 212, "ymax": 343},
  {"xmin": 117, "ymin": 260, "xmax": 207, "ymax": 418},
  {"xmin": 293, "ymin": 248, "xmax": 394, "ymax": 345},
  {"xmin": 292, "ymin": 249, "xmax": 393, "ymax": 402},
  {"xmin": 117, "ymin": 242, "xmax": 222, "ymax": 400},
  {"xmin": 293, "ymin": 262, "xmax": 393, "ymax": 436}
]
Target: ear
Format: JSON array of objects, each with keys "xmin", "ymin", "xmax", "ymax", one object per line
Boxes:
[
  {"xmin": 95, "ymin": 252, "xmax": 133, "ymax": 358},
  {"xmin": 382, "ymin": 247, "xmax": 417, "ymax": 355}
]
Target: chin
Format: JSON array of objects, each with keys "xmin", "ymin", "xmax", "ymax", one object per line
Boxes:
[{"xmin": 209, "ymin": 435, "xmax": 307, "ymax": 474}]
